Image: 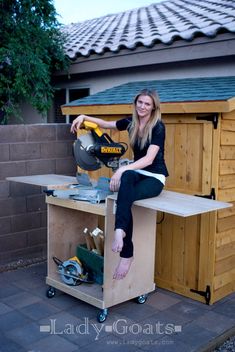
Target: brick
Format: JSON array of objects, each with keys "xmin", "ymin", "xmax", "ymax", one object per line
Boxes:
[
  {"xmin": 26, "ymin": 159, "xmax": 56, "ymax": 175},
  {"xmin": 0, "ymin": 161, "xmax": 26, "ymax": 180},
  {"xmin": 26, "ymin": 194, "xmax": 46, "ymax": 212},
  {"xmin": 0, "ymin": 197, "xmax": 26, "ymax": 217},
  {"xmin": 0, "ymin": 144, "xmax": 10, "ymax": 161},
  {"xmin": 11, "ymin": 212, "xmax": 41, "ymax": 233},
  {"xmin": 0, "ymin": 245, "xmax": 46, "ymax": 265},
  {"xmin": 9, "ymin": 182, "xmax": 40, "ymax": 197},
  {"xmin": 56, "ymin": 123, "xmax": 75, "ymax": 141},
  {"xmin": 10, "ymin": 143, "xmax": 41, "ymax": 161},
  {"xmin": 0, "ymin": 216, "xmax": 12, "ymax": 236},
  {"xmin": 0, "ymin": 232, "xmax": 28, "ymax": 252},
  {"xmin": 56, "ymin": 157, "xmax": 76, "ymax": 175},
  {"xmin": 26, "ymin": 124, "xmax": 56, "ymax": 142},
  {"xmin": 0, "ymin": 125, "xmax": 27, "ymax": 143},
  {"xmin": 40, "ymin": 141, "xmax": 56, "ymax": 158},
  {"xmin": 40, "ymin": 141, "xmax": 73, "ymax": 158},
  {"xmin": 27, "ymin": 227, "xmax": 47, "ymax": 246},
  {"xmin": 56, "ymin": 141, "xmax": 74, "ymax": 158},
  {"xmin": 0, "ymin": 181, "xmax": 10, "ymax": 198}
]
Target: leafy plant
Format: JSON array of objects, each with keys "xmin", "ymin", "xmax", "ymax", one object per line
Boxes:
[{"xmin": 0, "ymin": 0, "xmax": 69, "ymax": 123}]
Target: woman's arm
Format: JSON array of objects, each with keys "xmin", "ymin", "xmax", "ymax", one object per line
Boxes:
[
  {"xmin": 110, "ymin": 144, "xmax": 160, "ymax": 191},
  {"xmin": 70, "ymin": 114, "xmax": 117, "ymax": 133}
]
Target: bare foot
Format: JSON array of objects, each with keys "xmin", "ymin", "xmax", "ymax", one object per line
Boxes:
[
  {"xmin": 113, "ymin": 257, "xmax": 133, "ymax": 280},
  {"xmin": 112, "ymin": 229, "xmax": 125, "ymax": 253}
]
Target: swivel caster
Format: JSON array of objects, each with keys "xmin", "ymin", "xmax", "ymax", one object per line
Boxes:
[
  {"xmin": 46, "ymin": 287, "xmax": 56, "ymax": 298},
  {"xmin": 136, "ymin": 294, "xmax": 148, "ymax": 304},
  {"xmin": 97, "ymin": 308, "xmax": 108, "ymax": 323}
]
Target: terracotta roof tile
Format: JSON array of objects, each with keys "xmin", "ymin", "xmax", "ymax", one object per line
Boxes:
[{"xmin": 62, "ymin": 0, "xmax": 235, "ymax": 59}]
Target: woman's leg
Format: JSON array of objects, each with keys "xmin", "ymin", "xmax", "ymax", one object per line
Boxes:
[{"xmin": 113, "ymin": 170, "xmax": 163, "ymax": 279}]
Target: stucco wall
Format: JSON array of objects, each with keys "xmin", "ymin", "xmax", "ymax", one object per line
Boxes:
[{"xmin": 0, "ymin": 124, "xmax": 76, "ymax": 268}]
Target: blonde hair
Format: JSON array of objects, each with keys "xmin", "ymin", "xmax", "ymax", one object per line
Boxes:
[{"xmin": 129, "ymin": 89, "xmax": 161, "ymax": 149}]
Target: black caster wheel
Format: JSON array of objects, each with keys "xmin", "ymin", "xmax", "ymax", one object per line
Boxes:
[
  {"xmin": 97, "ymin": 308, "xmax": 108, "ymax": 323},
  {"xmin": 46, "ymin": 287, "xmax": 56, "ymax": 298},
  {"xmin": 136, "ymin": 294, "xmax": 148, "ymax": 304}
]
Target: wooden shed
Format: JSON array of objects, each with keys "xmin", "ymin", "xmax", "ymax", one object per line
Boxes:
[{"xmin": 62, "ymin": 76, "xmax": 235, "ymax": 304}]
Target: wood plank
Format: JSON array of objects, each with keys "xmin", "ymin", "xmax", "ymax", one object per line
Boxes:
[
  {"xmin": 6, "ymin": 174, "xmax": 77, "ymax": 188},
  {"xmin": 46, "ymin": 196, "xmax": 106, "ymax": 216},
  {"xmin": 211, "ymin": 116, "xmax": 220, "ymax": 193},
  {"xmin": 108, "ymin": 191, "xmax": 231, "ymax": 217},
  {"xmin": 171, "ymin": 216, "xmax": 185, "ymax": 285},
  {"xmin": 155, "ymin": 277, "xmax": 206, "ymax": 304},
  {"xmin": 215, "ymin": 255, "xmax": 235, "ymax": 275},
  {"xmin": 202, "ymin": 123, "xmax": 213, "ymax": 194},
  {"xmin": 221, "ymin": 131, "xmax": 235, "ymax": 145},
  {"xmin": 160, "ymin": 213, "xmax": 173, "ymax": 281},
  {"xmin": 184, "ymin": 216, "xmax": 199, "ymax": 288},
  {"xmin": 213, "ymin": 281, "xmax": 235, "ymax": 304},
  {"xmin": 220, "ymin": 146, "xmax": 235, "ymax": 159},
  {"xmin": 219, "ymin": 160, "xmax": 235, "ymax": 175},
  {"xmin": 219, "ymin": 175, "xmax": 235, "ymax": 189},
  {"xmin": 218, "ymin": 202, "xmax": 235, "ymax": 218},
  {"xmin": 173, "ymin": 124, "xmax": 187, "ymax": 190},
  {"xmin": 186, "ymin": 124, "xmax": 202, "ymax": 193},
  {"xmin": 217, "ymin": 215, "xmax": 235, "ymax": 233},
  {"xmin": 221, "ymin": 120, "xmax": 235, "ymax": 132},
  {"xmin": 214, "ymin": 268, "xmax": 235, "ymax": 290},
  {"xmin": 222, "ymin": 110, "xmax": 235, "ymax": 120},
  {"xmin": 218, "ymin": 188, "xmax": 235, "ymax": 202},
  {"xmin": 103, "ymin": 198, "xmax": 156, "ymax": 308},
  {"xmin": 216, "ymin": 228, "xmax": 235, "ymax": 248},
  {"xmin": 46, "ymin": 277, "xmax": 104, "ymax": 308},
  {"xmin": 198, "ymin": 212, "xmax": 216, "ymax": 292},
  {"xmin": 216, "ymin": 241, "xmax": 235, "ymax": 261}
]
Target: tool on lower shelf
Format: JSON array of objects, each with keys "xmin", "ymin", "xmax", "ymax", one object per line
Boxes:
[{"xmin": 53, "ymin": 256, "xmax": 94, "ymax": 286}]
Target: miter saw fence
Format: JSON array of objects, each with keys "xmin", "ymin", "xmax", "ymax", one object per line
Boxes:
[
  {"xmin": 44, "ymin": 173, "xmax": 113, "ymax": 204},
  {"xmin": 73, "ymin": 121, "xmax": 128, "ymax": 171}
]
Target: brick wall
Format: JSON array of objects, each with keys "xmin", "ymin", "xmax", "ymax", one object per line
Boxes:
[{"xmin": 0, "ymin": 124, "xmax": 76, "ymax": 268}]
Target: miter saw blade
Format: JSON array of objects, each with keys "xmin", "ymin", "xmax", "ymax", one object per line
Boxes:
[{"xmin": 73, "ymin": 132, "xmax": 101, "ymax": 171}]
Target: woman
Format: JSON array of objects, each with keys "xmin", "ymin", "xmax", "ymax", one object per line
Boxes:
[{"xmin": 70, "ymin": 89, "xmax": 168, "ymax": 280}]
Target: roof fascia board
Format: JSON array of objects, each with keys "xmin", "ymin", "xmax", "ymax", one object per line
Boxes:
[
  {"xmin": 61, "ymin": 100, "xmax": 231, "ymax": 115},
  {"xmin": 57, "ymin": 34, "xmax": 235, "ymax": 76}
]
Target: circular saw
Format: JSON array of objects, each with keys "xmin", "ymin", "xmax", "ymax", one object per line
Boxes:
[{"xmin": 73, "ymin": 121, "xmax": 128, "ymax": 171}]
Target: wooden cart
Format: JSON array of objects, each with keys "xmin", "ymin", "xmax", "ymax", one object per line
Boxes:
[{"xmin": 44, "ymin": 188, "xmax": 230, "ymax": 321}]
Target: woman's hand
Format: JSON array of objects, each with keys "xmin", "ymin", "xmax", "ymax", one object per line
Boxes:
[
  {"xmin": 70, "ymin": 115, "xmax": 86, "ymax": 133},
  {"xmin": 110, "ymin": 167, "xmax": 125, "ymax": 192}
]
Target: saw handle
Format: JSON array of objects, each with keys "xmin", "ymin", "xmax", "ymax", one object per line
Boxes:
[{"xmin": 79, "ymin": 121, "xmax": 103, "ymax": 137}]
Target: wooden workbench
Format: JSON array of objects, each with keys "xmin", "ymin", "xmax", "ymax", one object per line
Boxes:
[{"xmin": 7, "ymin": 174, "xmax": 232, "ymax": 316}]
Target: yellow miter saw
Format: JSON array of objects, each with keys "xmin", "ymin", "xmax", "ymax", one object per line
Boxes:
[{"xmin": 73, "ymin": 121, "xmax": 128, "ymax": 171}]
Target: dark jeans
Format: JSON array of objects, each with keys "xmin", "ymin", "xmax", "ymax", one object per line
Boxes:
[{"xmin": 115, "ymin": 170, "xmax": 164, "ymax": 258}]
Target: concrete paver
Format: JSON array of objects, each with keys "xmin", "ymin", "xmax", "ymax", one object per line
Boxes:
[{"xmin": 0, "ymin": 262, "xmax": 235, "ymax": 352}]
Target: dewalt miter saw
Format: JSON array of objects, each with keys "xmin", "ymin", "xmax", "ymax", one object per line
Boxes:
[{"xmin": 73, "ymin": 121, "xmax": 128, "ymax": 171}]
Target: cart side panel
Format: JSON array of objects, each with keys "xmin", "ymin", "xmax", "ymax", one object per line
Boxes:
[{"xmin": 103, "ymin": 198, "xmax": 156, "ymax": 308}]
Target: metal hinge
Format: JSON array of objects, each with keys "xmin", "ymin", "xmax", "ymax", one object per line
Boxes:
[
  {"xmin": 196, "ymin": 114, "xmax": 219, "ymax": 129},
  {"xmin": 190, "ymin": 285, "xmax": 211, "ymax": 305},
  {"xmin": 195, "ymin": 188, "xmax": 216, "ymax": 200}
]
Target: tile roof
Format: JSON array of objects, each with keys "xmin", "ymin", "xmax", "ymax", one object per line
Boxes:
[
  {"xmin": 62, "ymin": 0, "xmax": 235, "ymax": 59},
  {"xmin": 64, "ymin": 76, "xmax": 235, "ymax": 106}
]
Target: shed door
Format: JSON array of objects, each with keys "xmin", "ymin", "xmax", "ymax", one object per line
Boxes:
[{"xmin": 163, "ymin": 115, "xmax": 213, "ymax": 196}]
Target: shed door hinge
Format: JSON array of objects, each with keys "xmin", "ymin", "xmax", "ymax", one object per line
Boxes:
[
  {"xmin": 190, "ymin": 285, "xmax": 211, "ymax": 305},
  {"xmin": 195, "ymin": 188, "xmax": 216, "ymax": 200},
  {"xmin": 196, "ymin": 114, "xmax": 219, "ymax": 129}
]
